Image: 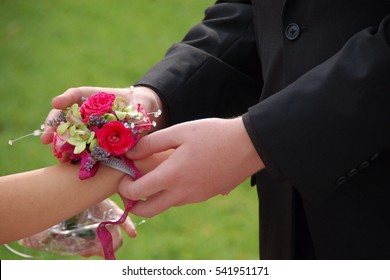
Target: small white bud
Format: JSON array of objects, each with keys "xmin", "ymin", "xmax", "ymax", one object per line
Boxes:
[{"xmin": 33, "ymin": 129, "xmax": 42, "ymax": 136}]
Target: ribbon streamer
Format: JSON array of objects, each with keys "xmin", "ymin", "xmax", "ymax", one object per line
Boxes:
[{"xmin": 97, "ymin": 158, "xmax": 142, "ymax": 260}]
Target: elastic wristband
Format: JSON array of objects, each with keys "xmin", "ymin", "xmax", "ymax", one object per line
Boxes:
[{"xmin": 101, "ymin": 157, "xmax": 137, "ymax": 178}]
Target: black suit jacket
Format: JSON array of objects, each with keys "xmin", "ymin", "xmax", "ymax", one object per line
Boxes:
[{"xmin": 136, "ymin": 0, "xmax": 390, "ymax": 259}]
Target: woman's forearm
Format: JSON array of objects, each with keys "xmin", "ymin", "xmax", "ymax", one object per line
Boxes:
[
  {"xmin": 0, "ymin": 150, "xmax": 171, "ymax": 244},
  {"xmin": 0, "ymin": 163, "xmax": 125, "ymax": 244}
]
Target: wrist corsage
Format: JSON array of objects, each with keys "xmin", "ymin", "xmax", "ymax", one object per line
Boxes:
[
  {"xmin": 9, "ymin": 91, "xmax": 161, "ymax": 260},
  {"xmin": 50, "ymin": 91, "xmax": 160, "ymax": 179}
]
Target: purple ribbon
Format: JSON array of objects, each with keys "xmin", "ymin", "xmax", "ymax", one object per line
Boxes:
[{"xmin": 97, "ymin": 157, "xmax": 142, "ymax": 260}]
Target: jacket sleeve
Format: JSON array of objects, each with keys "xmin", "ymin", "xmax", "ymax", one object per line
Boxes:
[
  {"xmin": 135, "ymin": 0, "xmax": 262, "ymax": 125},
  {"xmin": 246, "ymin": 15, "xmax": 390, "ymax": 206}
]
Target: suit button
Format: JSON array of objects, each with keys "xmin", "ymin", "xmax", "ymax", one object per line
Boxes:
[
  {"xmin": 285, "ymin": 23, "xmax": 300, "ymax": 40},
  {"xmin": 336, "ymin": 176, "xmax": 348, "ymax": 185},
  {"xmin": 358, "ymin": 161, "xmax": 370, "ymax": 170},
  {"xmin": 370, "ymin": 152, "xmax": 380, "ymax": 161},
  {"xmin": 347, "ymin": 168, "xmax": 358, "ymax": 177}
]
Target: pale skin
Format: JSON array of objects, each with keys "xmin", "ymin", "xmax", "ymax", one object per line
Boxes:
[
  {"xmin": 43, "ymin": 86, "xmax": 265, "ymax": 219},
  {"xmin": 0, "ymin": 151, "xmax": 168, "ymax": 248}
]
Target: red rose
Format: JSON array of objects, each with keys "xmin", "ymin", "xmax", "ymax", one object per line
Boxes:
[
  {"xmin": 80, "ymin": 92, "xmax": 116, "ymax": 122},
  {"xmin": 96, "ymin": 121, "xmax": 135, "ymax": 156}
]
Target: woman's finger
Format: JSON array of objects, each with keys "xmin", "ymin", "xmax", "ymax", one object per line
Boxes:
[{"xmin": 52, "ymin": 87, "xmax": 131, "ymax": 109}]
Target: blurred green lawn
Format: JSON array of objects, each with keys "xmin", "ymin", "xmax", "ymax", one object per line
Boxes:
[{"xmin": 0, "ymin": 0, "xmax": 258, "ymax": 260}]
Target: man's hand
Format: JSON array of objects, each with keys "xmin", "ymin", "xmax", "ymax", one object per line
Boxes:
[
  {"xmin": 41, "ymin": 86, "xmax": 166, "ymax": 145},
  {"xmin": 119, "ymin": 117, "xmax": 264, "ymax": 218}
]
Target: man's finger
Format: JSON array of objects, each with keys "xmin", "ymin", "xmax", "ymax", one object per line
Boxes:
[
  {"xmin": 126, "ymin": 126, "xmax": 181, "ymax": 160},
  {"xmin": 119, "ymin": 162, "xmax": 175, "ymax": 201},
  {"xmin": 129, "ymin": 190, "xmax": 181, "ymax": 218}
]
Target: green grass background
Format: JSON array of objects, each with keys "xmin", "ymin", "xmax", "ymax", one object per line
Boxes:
[{"xmin": 0, "ymin": 0, "xmax": 258, "ymax": 260}]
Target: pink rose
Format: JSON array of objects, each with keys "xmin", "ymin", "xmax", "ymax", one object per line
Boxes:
[
  {"xmin": 96, "ymin": 121, "xmax": 135, "ymax": 156},
  {"xmin": 52, "ymin": 131, "xmax": 75, "ymax": 162},
  {"xmin": 80, "ymin": 92, "xmax": 116, "ymax": 122}
]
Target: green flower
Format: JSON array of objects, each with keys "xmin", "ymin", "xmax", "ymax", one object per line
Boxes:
[
  {"xmin": 57, "ymin": 122, "xmax": 95, "ymax": 154},
  {"xmin": 112, "ymin": 97, "xmax": 143, "ymax": 121}
]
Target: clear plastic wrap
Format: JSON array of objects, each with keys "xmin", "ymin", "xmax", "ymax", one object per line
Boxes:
[{"xmin": 18, "ymin": 199, "xmax": 121, "ymax": 256}]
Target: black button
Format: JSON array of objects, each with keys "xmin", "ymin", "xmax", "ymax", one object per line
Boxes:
[
  {"xmin": 336, "ymin": 176, "xmax": 348, "ymax": 186},
  {"xmin": 285, "ymin": 23, "xmax": 300, "ymax": 40},
  {"xmin": 370, "ymin": 152, "xmax": 380, "ymax": 161},
  {"xmin": 347, "ymin": 168, "xmax": 358, "ymax": 177},
  {"xmin": 358, "ymin": 161, "xmax": 370, "ymax": 170}
]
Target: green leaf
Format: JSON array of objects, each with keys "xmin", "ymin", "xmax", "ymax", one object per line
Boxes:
[
  {"xmin": 69, "ymin": 124, "xmax": 77, "ymax": 136},
  {"xmin": 89, "ymin": 138, "xmax": 99, "ymax": 150},
  {"xmin": 104, "ymin": 113, "xmax": 117, "ymax": 122},
  {"xmin": 63, "ymin": 214, "xmax": 81, "ymax": 229},
  {"xmin": 87, "ymin": 131, "xmax": 95, "ymax": 144},
  {"xmin": 57, "ymin": 122, "xmax": 71, "ymax": 135},
  {"xmin": 66, "ymin": 136, "xmax": 82, "ymax": 146},
  {"xmin": 115, "ymin": 110, "xmax": 127, "ymax": 121},
  {"xmin": 70, "ymin": 103, "xmax": 82, "ymax": 120},
  {"xmin": 73, "ymin": 141, "xmax": 86, "ymax": 154},
  {"xmin": 112, "ymin": 96, "xmax": 128, "ymax": 111}
]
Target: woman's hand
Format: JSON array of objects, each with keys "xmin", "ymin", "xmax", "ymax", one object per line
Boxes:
[{"xmin": 41, "ymin": 86, "xmax": 166, "ymax": 145}]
